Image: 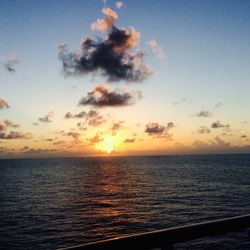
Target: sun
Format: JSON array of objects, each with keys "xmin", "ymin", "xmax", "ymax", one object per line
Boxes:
[{"xmin": 97, "ymin": 134, "xmax": 115, "ymax": 154}]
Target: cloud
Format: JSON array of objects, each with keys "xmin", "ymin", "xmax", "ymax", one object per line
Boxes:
[
  {"xmin": 79, "ymin": 85, "xmax": 141, "ymax": 107},
  {"xmin": 197, "ymin": 126, "xmax": 211, "ymax": 134},
  {"xmin": 65, "ymin": 110, "xmax": 105, "ymax": 127},
  {"xmin": 53, "ymin": 140, "xmax": 66, "ymax": 145},
  {"xmin": 123, "ymin": 138, "xmax": 135, "ymax": 143},
  {"xmin": 0, "ymin": 99, "xmax": 9, "ymax": 109},
  {"xmin": 193, "ymin": 136, "xmax": 230, "ymax": 151},
  {"xmin": 110, "ymin": 121, "xmax": 123, "ymax": 135},
  {"xmin": 0, "ymin": 119, "xmax": 20, "ymax": 131},
  {"xmin": 66, "ymin": 132, "xmax": 80, "ymax": 140},
  {"xmin": 3, "ymin": 119, "xmax": 20, "ymax": 128},
  {"xmin": 91, "ymin": 7, "xmax": 118, "ymax": 31},
  {"xmin": 145, "ymin": 122, "xmax": 174, "ymax": 139},
  {"xmin": 64, "ymin": 111, "xmax": 87, "ymax": 119},
  {"xmin": 211, "ymin": 120, "xmax": 230, "ymax": 129},
  {"xmin": 116, "ymin": 1, "xmax": 124, "ymax": 9},
  {"xmin": 0, "ymin": 131, "xmax": 32, "ymax": 139},
  {"xmin": 240, "ymin": 135, "xmax": 247, "ymax": 139},
  {"xmin": 20, "ymin": 147, "xmax": 57, "ymax": 155},
  {"xmin": 215, "ymin": 102, "xmax": 223, "ymax": 108},
  {"xmin": 112, "ymin": 122, "xmax": 121, "ymax": 130},
  {"xmin": 148, "ymin": 39, "xmax": 166, "ymax": 60},
  {"xmin": 145, "ymin": 123, "xmax": 165, "ymax": 135},
  {"xmin": 88, "ymin": 133, "xmax": 103, "ymax": 144},
  {"xmin": 59, "ymin": 10, "xmax": 152, "ymax": 82},
  {"xmin": 1, "ymin": 53, "xmax": 18, "ymax": 73},
  {"xmin": 197, "ymin": 110, "xmax": 213, "ymax": 117},
  {"xmin": 38, "ymin": 112, "xmax": 54, "ymax": 123}
]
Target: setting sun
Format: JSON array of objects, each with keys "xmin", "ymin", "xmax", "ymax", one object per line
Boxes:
[{"xmin": 97, "ymin": 134, "xmax": 116, "ymax": 154}]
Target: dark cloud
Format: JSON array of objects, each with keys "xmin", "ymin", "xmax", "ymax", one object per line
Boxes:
[
  {"xmin": 167, "ymin": 122, "xmax": 174, "ymax": 129},
  {"xmin": 145, "ymin": 122, "xmax": 174, "ymax": 140},
  {"xmin": 77, "ymin": 122, "xmax": 87, "ymax": 130},
  {"xmin": 88, "ymin": 133, "xmax": 103, "ymax": 144},
  {"xmin": 145, "ymin": 123, "xmax": 165, "ymax": 135},
  {"xmin": 197, "ymin": 111, "xmax": 213, "ymax": 117},
  {"xmin": 0, "ymin": 119, "xmax": 20, "ymax": 131},
  {"xmin": 65, "ymin": 110, "xmax": 105, "ymax": 127},
  {"xmin": 111, "ymin": 121, "xmax": 123, "ymax": 135},
  {"xmin": 38, "ymin": 112, "xmax": 54, "ymax": 123},
  {"xmin": 3, "ymin": 119, "xmax": 20, "ymax": 128},
  {"xmin": 215, "ymin": 102, "xmax": 223, "ymax": 108},
  {"xmin": 53, "ymin": 140, "xmax": 66, "ymax": 145},
  {"xmin": 0, "ymin": 99, "xmax": 9, "ymax": 109},
  {"xmin": 21, "ymin": 147, "xmax": 57, "ymax": 155},
  {"xmin": 112, "ymin": 122, "xmax": 121, "ymax": 131},
  {"xmin": 0, "ymin": 131, "xmax": 32, "ymax": 140},
  {"xmin": 211, "ymin": 121, "xmax": 230, "ymax": 129},
  {"xmin": 1, "ymin": 53, "xmax": 18, "ymax": 73},
  {"xmin": 79, "ymin": 85, "xmax": 141, "ymax": 107},
  {"xmin": 240, "ymin": 135, "xmax": 247, "ymax": 139},
  {"xmin": 193, "ymin": 136, "xmax": 230, "ymax": 151},
  {"xmin": 66, "ymin": 132, "xmax": 80, "ymax": 140},
  {"xmin": 64, "ymin": 111, "xmax": 87, "ymax": 119},
  {"xmin": 59, "ymin": 11, "xmax": 152, "ymax": 82},
  {"xmin": 123, "ymin": 138, "xmax": 135, "ymax": 143},
  {"xmin": 198, "ymin": 126, "xmax": 211, "ymax": 134}
]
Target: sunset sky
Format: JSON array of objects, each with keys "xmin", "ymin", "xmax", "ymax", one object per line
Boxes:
[{"xmin": 0, "ymin": 0, "xmax": 250, "ymax": 158}]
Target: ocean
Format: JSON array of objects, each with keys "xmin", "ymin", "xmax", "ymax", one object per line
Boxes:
[{"xmin": 0, "ymin": 154, "xmax": 250, "ymax": 249}]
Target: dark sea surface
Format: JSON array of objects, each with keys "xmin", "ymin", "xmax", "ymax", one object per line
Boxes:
[{"xmin": 0, "ymin": 154, "xmax": 250, "ymax": 250}]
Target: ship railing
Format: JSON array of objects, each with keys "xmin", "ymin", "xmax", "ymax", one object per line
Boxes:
[{"xmin": 60, "ymin": 214, "xmax": 250, "ymax": 250}]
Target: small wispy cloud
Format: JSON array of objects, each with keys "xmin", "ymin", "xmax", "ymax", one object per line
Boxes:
[
  {"xmin": 148, "ymin": 39, "xmax": 166, "ymax": 60},
  {"xmin": 0, "ymin": 99, "xmax": 10, "ymax": 110},
  {"xmin": 123, "ymin": 138, "xmax": 135, "ymax": 143},
  {"xmin": 116, "ymin": 1, "xmax": 124, "ymax": 9},
  {"xmin": 211, "ymin": 120, "xmax": 230, "ymax": 129},
  {"xmin": 91, "ymin": 7, "xmax": 118, "ymax": 31},
  {"xmin": 38, "ymin": 112, "xmax": 54, "ymax": 123},
  {"xmin": 1, "ymin": 53, "xmax": 18, "ymax": 73},
  {"xmin": 197, "ymin": 110, "xmax": 213, "ymax": 117},
  {"xmin": 197, "ymin": 126, "xmax": 211, "ymax": 134},
  {"xmin": 215, "ymin": 102, "xmax": 223, "ymax": 108}
]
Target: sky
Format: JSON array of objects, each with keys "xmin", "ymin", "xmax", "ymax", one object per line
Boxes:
[{"xmin": 0, "ymin": 0, "xmax": 250, "ymax": 158}]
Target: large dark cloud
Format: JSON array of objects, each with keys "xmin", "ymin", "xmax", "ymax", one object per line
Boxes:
[
  {"xmin": 59, "ymin": 7, "xmax": 152, "ymax": 82},
  {"xmin": 79, "ymin": 85, "xmax": 141, "ymax": 107},
  {"xmin": 0, "ymin": 99, "xmax": 9, "ymax": 110}
]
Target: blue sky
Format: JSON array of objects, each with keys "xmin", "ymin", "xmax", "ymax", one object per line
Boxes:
[{"xmin": 0, "ymin": 0, "xmax": 250, "ymax": 157}]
